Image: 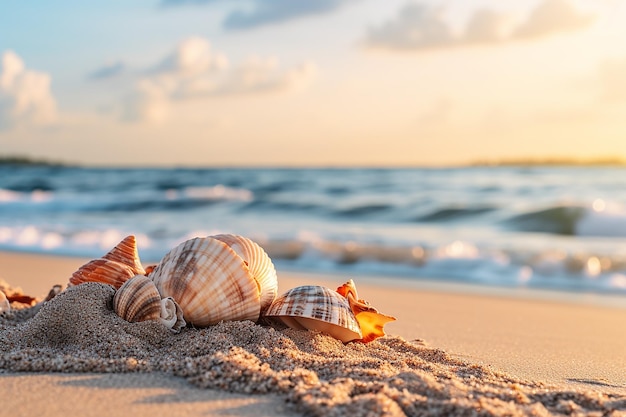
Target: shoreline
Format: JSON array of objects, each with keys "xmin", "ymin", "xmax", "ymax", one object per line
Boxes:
[
  {"xmin": 1, "ymin": 250, "xmax": 625, "ymax": 416},
  {"xmin": 2, "ymin": 249, "xmax": 625, "ymax": 310}
]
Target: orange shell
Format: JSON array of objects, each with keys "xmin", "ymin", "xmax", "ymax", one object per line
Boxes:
[
  {"xmin": 69, "ymin": 235, "xmax": 146, "ymax": 289},
  {"xmin": 336, "ymin": 279, "xmax": 396, "ymax": 343}
]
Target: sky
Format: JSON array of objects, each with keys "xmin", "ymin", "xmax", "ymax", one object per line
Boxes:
[{"xmin": 1, "ymin": 0, "xmax": 626, "ymax": 167}]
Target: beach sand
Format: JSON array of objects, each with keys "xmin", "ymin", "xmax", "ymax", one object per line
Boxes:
[{"xmin": 1, "ymin": 251, "xmax": 625, "ymax": 416}]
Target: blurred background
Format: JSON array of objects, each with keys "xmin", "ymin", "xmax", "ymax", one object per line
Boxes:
[
  {"xmin": 1, "ymin": 0, "xmax": 626, "ymax": 296},
  {"xmin": 1, "ymin": 0, "xmax": 625, "ymax": 165}
]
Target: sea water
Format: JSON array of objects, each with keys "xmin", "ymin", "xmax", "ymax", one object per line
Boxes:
[{"xmin": 2, "ymin": 165, "xmax": 626, "ymax": 295}]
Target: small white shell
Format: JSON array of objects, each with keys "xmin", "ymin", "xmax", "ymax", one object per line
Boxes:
[
  {"xmin": 0, "ymin": 290, "xmax": 10, "ymax": 314},
  {"xmin": 263, "ymin": 285, "xmax": 362, "ymax": 343},
  {"xmin": 113, "ymin": 275, "xmax": 186, "ymax": 333},
  {"xmin": 150, "ymin": 236, "xmax": 261, "ymax": 327},
  {"xmin": 70, "ymin": 235, "xmax": 146, "ymax": 289}
]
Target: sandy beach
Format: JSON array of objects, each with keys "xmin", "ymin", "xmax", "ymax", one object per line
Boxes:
[{"xmin": 1, "ymin": 250, "xmax": 625, "ymax": 416}]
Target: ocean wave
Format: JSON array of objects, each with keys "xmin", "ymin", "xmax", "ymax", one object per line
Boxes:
[
  {"xmin": 505, "ymin": 205, "xmax": 626, "ymax": 237},
  {"xmin": 334, "ymin": 203, "xmax": 392, "ymax": 217},
  {"xmin": 95, "ymin": 185, "xmax": 253, "ymax": 212},
  {"xmin": 414, "ymin": 206, "xmax": 494, "ymax": 222},
  {"xmin": 241, "ymin": 200, "xmax": 323, "ymax": 213},
  {"xmin": 4, "ymin": 178, "xmax": 55, "ymax": 192},
  {"xmin": 505, "ymin": 206, "xmax": 585, "ymax": 235}
]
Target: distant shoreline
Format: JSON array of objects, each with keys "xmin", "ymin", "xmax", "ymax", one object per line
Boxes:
[
  {"xmin": 0, "ymin": 156, "xmax": 69, "ymax": 167},
  {"xmin": 470, "ymin": 157, "xmax": 625, "ymax": 167},
  {"xmin": 1, "ymin": 155, "xmax": 624, "ymax": 168}
]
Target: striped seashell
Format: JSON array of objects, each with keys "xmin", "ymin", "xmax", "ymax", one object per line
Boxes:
[
  {"xmin": 0, "ymin": 290, "xmax": 9, "ymax": 314},
  {"xmin": 150, "ymin": 236, "xmax": 262, "ymax": 327},
  {"xmin": 212, "ymin": 234, "xmax": 278, "ymax": 314},
  {"xmin": 69, "ymin": 235, "xmax": 146, "ymax": 289},
  {"xmin": 336, "ymin": 280, "xmax": 396, "ymax": 343},
  {"xmin": 263, "ymin": 285, "xmax": 363, "ymax": 343},
  {"xmin": 113, "ymin": 275, "xmax": 186, "ymax": 333}
]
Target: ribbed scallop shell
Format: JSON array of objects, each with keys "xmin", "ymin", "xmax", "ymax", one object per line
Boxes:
[
  {"xmin": 69, "ymin": 235, "xmax": 146, "ymax": 289},
  {"xmin": 150, "ymin": 236, "xmax": 260, "ymax": 327},
  {"xmin": 263, "ymin": 285, "xmax": 362, "ymax": 343},
  {"xmin": 113, "ymin": 275, "xmax": 186, "ymax": 333},
  {"xmin": 212, "ymin": 234, "xmax": 278, "ymax": 314},
  {"xmin": 0, "ymin": 290, "xmax": 9, "ymax": 314}
]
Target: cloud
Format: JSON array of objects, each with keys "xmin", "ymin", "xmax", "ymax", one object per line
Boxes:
[
  {"xmin": 88, "ymin": 61, "xmax": 126, "ymax": 80},
  {"xmin": 123, "ymin": 79, "xmax": 170, "ymax": 123},
  {"xmin": 366, "ymin": 4, "xmax": 455, "ymax": 50},
  {"xmin": 124, "ymin": 37, "xmax": 317, "ymax": 122},
  {"xmin": 365, "ymin": 0, "xmax": 595, "ymax": 51},
  {"xmin": 161, "ymin": 0, "xmax": 353, "ymax": 30},
  {"xmin": 513, "ymin": 0, "xmax": 595, "ymax": 39},
  {"xmin": 0, "ymin": 50, "xmax": 57, "ymax": 129}
]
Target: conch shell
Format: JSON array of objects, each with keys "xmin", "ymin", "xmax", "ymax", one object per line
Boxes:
[
  {"xmin": 0, "ymin": 290, "xmax": 9, "ymax": 314},
  {"xmin": 69, "ymin": 235, "xmax": 146, "ymax": 289},
  {"xmin": 150, "ymin": 235, "xmax": 278, "ymax": 327},
  {"xmin": 336, "ymin": 279, "xmax": 396, "ymax": 343},
  {"xmin": 263, "ymin": 284, "xmax": 362, "ymax": 343},
  {"xmin": 113, "ymin": 275, "xmax": 186, "ymax": 333},
  {"xmin": 264, "ymin": 280, "xmax": 395, "ymax": 343}
]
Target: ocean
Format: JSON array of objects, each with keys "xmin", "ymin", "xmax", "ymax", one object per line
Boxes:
[{"xmin": 2, "ymin": 165, "xmax": 626, "ymax": 295}]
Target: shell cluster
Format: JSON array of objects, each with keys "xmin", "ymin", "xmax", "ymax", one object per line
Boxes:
[{"xmin": 68, "ymin": 234, "xmax": 395, "ymax": 342}]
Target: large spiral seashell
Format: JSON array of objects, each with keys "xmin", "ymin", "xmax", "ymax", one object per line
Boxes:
[
  {"xmin": 0, "ymin": 290, "xmax": 10, "ymax": 314},
  {"xmin": 69, "ymin": 235, "xmax": 146, "ymax": 289},
  {"xmin": 113, "ymin": 275, "xmax": 186, "ymax": 333},
  {"xmin": 212, "ymin": 234, "xmax": 278, "ymax": 314},
  {"xmin": 263, "ymin": 285, "xmax": 363, "ymax": 343},
  {"xmin": 150, "ymin": 235, "xmax": 276, "ymax": 327}
]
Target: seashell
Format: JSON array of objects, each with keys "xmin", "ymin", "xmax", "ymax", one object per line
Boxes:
[
  {"xmin": 0, "ymin": 290, "xmax": 10, "ymax": 314},
  {"xmin": 212, "ymin": 234, "xmax": 278, "ymax": 314},
  {"xmin": 113, "ymin": 275, "xmax": 186, "ymax": 333},
  {"xmin": 69, "ymin": 235, "xmax": 146, "ymax": 289},
  {"xmin": 44, "ymin": 285, "xmax": 62, "ymax": 302},
  {"xmin": 263, "ymin": 285, "xmax": 363, "ymax": 343},
  {"xmin": 336, "ymin": 279, "xmax": 396, "ymax": 343},
  {"xmin": 150, "ymin": 236, "xmax": 262, "ymax": 327}
]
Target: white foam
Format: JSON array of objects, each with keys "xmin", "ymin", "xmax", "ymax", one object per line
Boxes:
[{"xmin": 0, "ymin": 189, "xmax": 21, "ymax": 202}]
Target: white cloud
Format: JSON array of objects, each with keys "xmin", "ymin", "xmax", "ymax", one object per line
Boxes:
[
  {"xmin": 366, "ymin": 4, "xmax": 454, "ymax": 50},
  {"xmin": 513, "ymin": 0, "xmax": 595, "ymax": 39},
  {"xmin": 464, "ymin": 9, "xmax": 507, "ymax": 44},
  {"xmin": 123, "ymin": 79, "xmax": 171, "ymax": 123},
  {"xmin": 365, "ymin": 0, "xmax": 595, "ymax": 51},
  {"xmin": 124, "ymin": 37, "xmax": 317, "ymax": 123},
  {"xmin": 153, "ymin": 37, "xmax": 228, "ymax": 76},
  {"xmin": 0, "ymin": 51, "xmax": 57, "ymax": 129}
]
